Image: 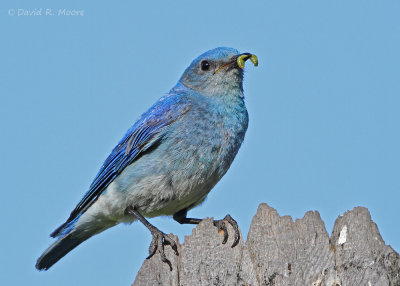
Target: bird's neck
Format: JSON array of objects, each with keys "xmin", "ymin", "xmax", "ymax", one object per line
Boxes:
[{"xmin": 172, "ymin": 82, "xmax": 245, "ymax": 104}]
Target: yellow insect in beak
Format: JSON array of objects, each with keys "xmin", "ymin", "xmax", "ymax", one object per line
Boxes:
[
  {"xmin": 237, "ymin": 54, "xmax": 258, "ymax": 69},
  {"xmin": 214, "ymin": 53, "xmax": 258, "ymax": 75}
]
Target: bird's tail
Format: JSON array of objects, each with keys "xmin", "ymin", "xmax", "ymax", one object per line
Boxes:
[
  {"xmin": 35, "ymin": 232, "xmax": 85, "ymax": 271},
  {"xmin": 36, "ymin": 217, "xmax": 117, "ymax": 271}
]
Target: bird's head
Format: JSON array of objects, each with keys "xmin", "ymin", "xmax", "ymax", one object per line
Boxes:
[{"xmin": 179, "ymin": 47, "xmax": 258, "ymax": 97}]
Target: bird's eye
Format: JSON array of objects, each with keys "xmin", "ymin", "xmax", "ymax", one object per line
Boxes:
[{"xmin": 200, "ymin": 60, "xmax": 210, "ymax": 71}]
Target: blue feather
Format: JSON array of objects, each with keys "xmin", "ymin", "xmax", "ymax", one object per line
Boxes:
[{"xmin": 51, "ymin": 93, "xmax": 191, "ymax": 237}]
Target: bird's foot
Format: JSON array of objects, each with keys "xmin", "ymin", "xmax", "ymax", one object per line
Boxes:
[
  {"xmin": 213, "ymin": 214, "xmax": 240, "ymax": 247},
  {"xmin": 147, "ymin": 226, "xmax": 179, "ymax": 271}
]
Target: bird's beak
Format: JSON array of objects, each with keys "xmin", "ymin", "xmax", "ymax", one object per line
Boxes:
[{"xmin": 214, "ymin": 53, "xmax": 258, "ymax": 74}]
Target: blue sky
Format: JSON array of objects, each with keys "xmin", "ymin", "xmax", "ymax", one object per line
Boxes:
[{"xmin": 1, "ymin": 0, "xmax": 399, "ymax": 285}]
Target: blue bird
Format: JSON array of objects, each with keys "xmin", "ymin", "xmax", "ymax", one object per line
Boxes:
[{"xmin": 36, "ymin": 47, "xmax": 258, "ymax": 271}]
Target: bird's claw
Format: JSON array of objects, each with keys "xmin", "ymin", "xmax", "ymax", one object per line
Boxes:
[
  {"xmin": 213, "ymin": 214, "xmax": 240, "ymax": 247},
  {"xmin": 146, "ymin": 227, "xmax": 179, "ymax": 271}
]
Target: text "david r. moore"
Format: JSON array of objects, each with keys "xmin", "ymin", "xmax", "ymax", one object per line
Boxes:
[{"xmin": 15, "ymin": 8, "xmax": 84, "ymax": 16}]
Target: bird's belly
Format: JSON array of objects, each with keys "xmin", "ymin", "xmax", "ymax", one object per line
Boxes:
[
  {"xmin": 110, "ymin": 143, "xmax": 225, "ymax": 218},
  {"xmin": 124, "ymin": 163, "xmax": 220, "ymax": 217}
]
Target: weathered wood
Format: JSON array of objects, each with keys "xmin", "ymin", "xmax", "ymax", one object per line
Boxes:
[
  {"xmin": 247, "ymin": 204, "xmax": 335, "ymax": 285},
  {"xmin": 330, "ymin": 207, "xmax": 400, "ymax": 286},
  {"xmin": 133, "ymin": 204, "xmax": 400, "ymax": 286}
]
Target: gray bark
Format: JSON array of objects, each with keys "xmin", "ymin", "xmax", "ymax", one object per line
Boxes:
[{"xmin": 133, "ymin": 203, "xmax": 400, "ymax": 286}]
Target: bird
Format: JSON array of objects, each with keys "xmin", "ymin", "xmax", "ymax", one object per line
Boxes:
[{"xmin": 36, "ymin": 47, "xmax": 258, "ymax": 271}]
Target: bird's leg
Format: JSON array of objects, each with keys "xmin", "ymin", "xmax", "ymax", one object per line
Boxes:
[
  {"xmin": 173, "ymin": 209, "xmax": 240, "ymax": 247},
  {"xmin": 126, "ymin": 206, "xmax": 178, "ymax": 271}
]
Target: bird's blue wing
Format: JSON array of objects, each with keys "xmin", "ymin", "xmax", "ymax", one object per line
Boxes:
[{"xmin": 51, "ymin": 93, "xmax": 191, "ymax": 237}]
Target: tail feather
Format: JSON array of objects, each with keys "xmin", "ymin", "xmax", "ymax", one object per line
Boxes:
[
  {"xmin": 50, "ymin": 214, "xmax": 81, "ymax": 238},
  {"xmin": 37, "ymin": 218, "xmax": 116, "ymax": 270},
  {"xmin": 36, "ymin": 233, "xmax": 84, "ymax": 271}
]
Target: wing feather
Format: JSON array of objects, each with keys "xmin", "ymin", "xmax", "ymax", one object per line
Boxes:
[{"xmin": 51, "ymin": 93, "xmax": 190, "ymax": 237}]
